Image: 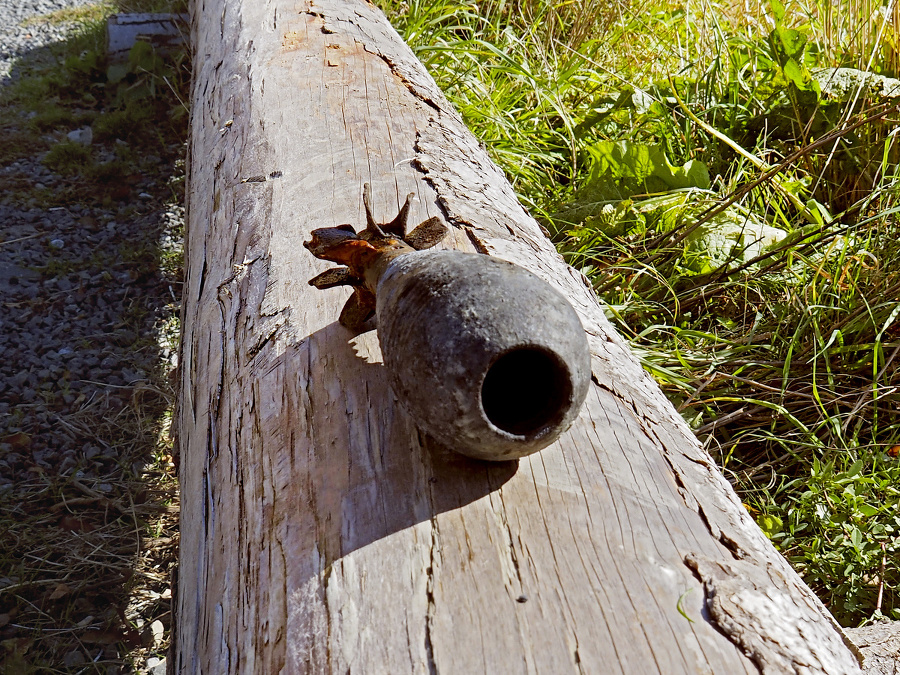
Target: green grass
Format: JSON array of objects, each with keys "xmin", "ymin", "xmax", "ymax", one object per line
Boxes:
[
  {"xmin": 21, "ymin": 2, "xmax": 116, "ymax": 27},
  {"xmin": 378, "ymin": 0, "xmax": 900, "ymax": 625},
  {"xmin": 43, "ymin": 140, "xmax": 93, "ymax": 174}
]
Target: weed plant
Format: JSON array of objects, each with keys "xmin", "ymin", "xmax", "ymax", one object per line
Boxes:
[{"xmin": 379, "ymin": 0, "xmax": 900, "ymax": 625}]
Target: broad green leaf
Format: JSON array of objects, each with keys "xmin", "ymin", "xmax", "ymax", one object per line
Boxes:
[
  {"xmin": 759, "ymin": 514, "xmax": 784, "ymax": 537},
  {"xmin": 769, "ymin": 0, "xmax": 786, "ymax": 24},
  {"xmin": 581, "ymin": 140, "xmax": 711, "ymax": 202},
  {"xmin": 782, "ymin": 58, "xmax": 806, "ymax": 88},
  {"xmin": 859, "ymin": 504, "xmax": 880, "ymax": 517},
  {"xmin": 776, "ymin": 28, "xmax": 806, "ymax": 61}
]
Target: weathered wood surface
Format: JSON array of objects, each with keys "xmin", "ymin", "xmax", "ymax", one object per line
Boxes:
[
  {"xmin": 846, "ymin": 622, "xmax": 900, "ymax": 675},
  {"xmin": 176, "ymin": 0, "xmax": 863, "ymax": 672}
]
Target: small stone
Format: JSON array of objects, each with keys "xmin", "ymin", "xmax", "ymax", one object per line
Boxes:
[
  {"xmin": 66, "ymin": 127, "xmax": 93, "ymax": 145},
  {"xmin": 150, "ymin": 619, "xmax": 164, "ymax": 646},
  {"xmin": 49, "ymin": 238, "xmax": 65, "ymax": 249},
  {"xmin": 139, "ymin": 192, "xmax": 153, "ymax": 200},
  {"xmin": 79, "ymin": 215, "xmax": 99, "ymax": 230},
  {"xmin": 145, "ymin": 657, "xmax": 167, "ymax": 675},
  {"xmin": 63, "ymin": 649, "xmax": 86, "ymax": 667}
]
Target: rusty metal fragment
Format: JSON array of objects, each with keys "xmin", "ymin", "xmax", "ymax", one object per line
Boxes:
[{"xmin": 304, "ymin": 183, "xmax": 590, "ymax": 460}]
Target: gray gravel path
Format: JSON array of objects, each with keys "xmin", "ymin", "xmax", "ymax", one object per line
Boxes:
[
  {"xmin": 0, "ymin": 0, "xmax": 184, "ymax": 675},
  {"xmin": 0, "ymin": 189, "xmax": 182, "ymax": 483},
  {"xmin": 0, "ymin": 0, "xmax": 100, "ymax": 80},
  {"xmin": 0, "ymin": 0, "xmax": 184, "ymax": 487},
  {"xmin": 0, "ymin": 3, "xmax": 183, "ymax": 669}
]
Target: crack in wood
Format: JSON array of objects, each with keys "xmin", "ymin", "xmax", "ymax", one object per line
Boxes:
[
  {"xmin": 464, "ymin": 227, "xmax": 489, "ymax": 254},
  {"xmin": 424, "ymin": 518, "xmax": 438, "ymax": 675},
  {"xmin": 368, "ymin": 49, "xmax": 442, "ymax": 112},
  {"xmin": 685, "ymin": 554, "xmax": 863, "ymax": 674},
  {"xmin": 717, "ymin": 531, "xmax": 747, "ymax": 560},
  {"xmin": 321, "ymin": 561, "xmax": 334, "ymax": 671},
  {"xmin": 246, "ymin": 321, "xmax": 283, "ymax": 361}
]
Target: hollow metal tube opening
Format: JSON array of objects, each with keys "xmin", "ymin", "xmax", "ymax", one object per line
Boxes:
[{"xmin": 480, "ymin": 346, "xmax": 574, "ymax": 437}]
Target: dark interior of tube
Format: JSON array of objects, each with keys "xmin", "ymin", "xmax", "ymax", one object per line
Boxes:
[{"xmin": 480, "ymin": 346, "xmax": 572, "ymax": 437}]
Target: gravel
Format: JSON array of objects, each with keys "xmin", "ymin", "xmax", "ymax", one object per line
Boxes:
[
  {"xmin": 0, "ymin": 0, "xmax": 101, "ymax": 82},
  {"xmin": 0, "ymin": 192, "xmax": 183, "ymax": 488},
  {"xmin": 0, "ymin": 2, "xmax": 183, "ymax": 671},
  {"xmin": 0, "ymin": 2, "xmax": 184, "ymax": 502}
]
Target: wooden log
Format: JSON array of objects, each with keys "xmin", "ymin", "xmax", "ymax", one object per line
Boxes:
[
  {"xmin": 175, "ymin": 0, "xmax": 864, "ymax": 672},
  {"xmin": 845, "ymin": 621, "xmax": 900, "ymax": 674}
]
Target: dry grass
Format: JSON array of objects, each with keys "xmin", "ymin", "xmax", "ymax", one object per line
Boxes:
[{"xmin": 1, "ymin": 386, "xmax": 179, "ymax": 672}]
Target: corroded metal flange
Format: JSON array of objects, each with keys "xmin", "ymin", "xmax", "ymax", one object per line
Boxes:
[{"xmin": 303, "ymin": 182, "xmax": 447, "ymax": 331}]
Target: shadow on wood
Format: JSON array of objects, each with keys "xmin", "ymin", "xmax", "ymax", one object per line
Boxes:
[{"xmin": 276, "ymin": 320, "xmax": 519, "ymax": 564}]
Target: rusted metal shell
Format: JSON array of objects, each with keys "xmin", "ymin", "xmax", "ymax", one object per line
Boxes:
[{"xmin": 375, "ymin": 249, "xmax": 590, "ymax": 461}]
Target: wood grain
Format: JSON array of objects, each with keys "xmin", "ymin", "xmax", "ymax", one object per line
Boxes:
[
  {"xmin": 845, "ymin": 621, "xmax": 900, "ymax": 674},
  {"xmin": 176, "ymin": 0, "xmax": 862, "ymax": 672}
]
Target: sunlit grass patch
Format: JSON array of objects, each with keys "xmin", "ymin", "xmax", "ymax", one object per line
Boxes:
[
  {"xmin": 21, "ymin": 2, "xmax": 117, "ymax": 27},
  {"xmin": 378, "ymin": 0, "xmax": 900, "ymax": 625}
]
